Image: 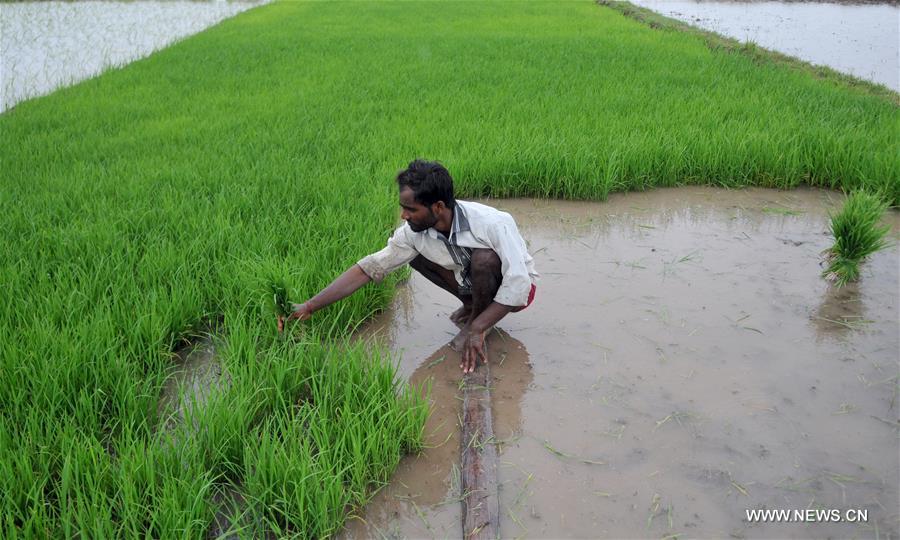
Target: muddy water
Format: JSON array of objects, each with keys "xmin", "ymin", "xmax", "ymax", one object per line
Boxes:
[
  {"xmin": 342, "ymin": 187, "xmax": 899, "ymax": 539},
  {"xmin": 158, "ymin": 335, "xmax": 230, "ymax": 435},
  {"xmin": 159, "ymin": 335, "xmax": 252, "ymax": 539},
  {"xmin": 0, "ymin": 1, "xmax": 268, "ymax": 112},
  {"xmin": 628, "ymin": 0, "xmax": 900, "ymax": 92}
]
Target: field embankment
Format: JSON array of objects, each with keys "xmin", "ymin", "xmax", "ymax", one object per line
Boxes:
[
  {"xmin": 601, "ymin": 0, "xmax": 900, "ymax": 99},
  {"xmin": 1, "ymin": 1, "xmax": 896, "ymax": 536}
]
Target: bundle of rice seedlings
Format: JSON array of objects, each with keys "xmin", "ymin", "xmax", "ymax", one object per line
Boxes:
[
  {"xmin": 269, "ymin": 280, "xmax": 294, "ymax": 318},
  {"xmin": 822, "ymin": 191, "xmax": 891, "ymax": 287}
]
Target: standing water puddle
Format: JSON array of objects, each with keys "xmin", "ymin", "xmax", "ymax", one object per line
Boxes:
[
  {"xmin": 343, "ymin": 187, "xmax": 899, "ymax": 539},
  {"xmin": 0, "ymin": 0, "xmax": 268, "ymax": 112},
  {"xmin": 158, "ymin": 334, "xmax": 230, "ymax": 435},
  {"xmin": 628, "ymin": 0, "xmax": 899, "ymax": 92},
  {"xmin": 158, "ymin": 334, "xmax": 249, "ymax": 539}
]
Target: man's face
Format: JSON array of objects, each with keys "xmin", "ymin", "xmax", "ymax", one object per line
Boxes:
[{"xmin": 399, "ymin": 187, "xmax": 438, "ymax": 232}]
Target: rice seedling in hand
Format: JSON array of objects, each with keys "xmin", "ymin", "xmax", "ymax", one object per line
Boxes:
[
  {"xmin": 269, "ymin": 280, "xmax": 295, "ymax": 334},
  {"xmin": 269, "ymin": 281, "xmax": 293, "ymax": 318},
  {"xmin": 822, "ymin": 191, "xmax": 891, "ymax": 287}
]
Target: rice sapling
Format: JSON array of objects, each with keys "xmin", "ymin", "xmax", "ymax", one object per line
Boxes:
[
  {"xmin": 270, "ymin": 281, "xmax": 293, "ymax": 317},
  {"xmin": 822, "ymin": 191, "xmax": 891, "ymax": 287}
]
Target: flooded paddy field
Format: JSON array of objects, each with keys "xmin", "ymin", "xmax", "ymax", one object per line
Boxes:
[
  {"xmin": 628, "ymin": 0, "xmax": 900, "ymax": 91},
  {"xmin": 0, "ymin": 0, "xmax": 268, "ymax": 112},
  {"xmin": 3, "ymin": 0, "xmax": 897, "ymax": 534},
  {"xmin": 343, "ymin": 187, "xmax": 899, "ymax": 539}
]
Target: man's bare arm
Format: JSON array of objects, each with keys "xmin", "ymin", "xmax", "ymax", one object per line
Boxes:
[
  {"xmin": 460, "ymin": 301, "xmax": 514, "ymax": 373},
  {"xmin": 279, "ymin": 264, "xmax": 372, "ymax": 330},
  {"xmin": 469, "ymin": 302, "xmax": 514, "ymax": 335},
  {"xmin": 304, "ymin": 264, "xmax": 372, "ymax": 313}
]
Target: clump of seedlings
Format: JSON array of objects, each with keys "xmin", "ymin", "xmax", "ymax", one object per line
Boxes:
[
  {"xmin": 269, "ymin": 280, "xmax": 294, "ymax": 319},
  {"xmin": 822, "ymin": 191, "xmax": 891, "ymax": 287}
]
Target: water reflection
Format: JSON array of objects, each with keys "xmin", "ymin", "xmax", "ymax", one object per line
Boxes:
[
  {"xmin": 342, "ymin": 324, "xmax": 533, "ymax": 538},
  {"xmin": 812, "ymin": 281, "xmax": 867, "ymax": 340}
]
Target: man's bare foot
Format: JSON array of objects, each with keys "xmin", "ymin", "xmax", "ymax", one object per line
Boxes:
[{"xmin": 450, "ymin": 304, "xmax": 472, "ymax": 327}]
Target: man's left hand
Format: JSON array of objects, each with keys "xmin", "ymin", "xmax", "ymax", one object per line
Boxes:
[{"xmin": 460, "ymin": 330, "xmax": 487, "ymax": 374}]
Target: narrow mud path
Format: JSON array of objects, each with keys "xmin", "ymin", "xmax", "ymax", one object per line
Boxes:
[{"xmin": 460, "ymin": 357, "xmax": 500, "ymax": 539}]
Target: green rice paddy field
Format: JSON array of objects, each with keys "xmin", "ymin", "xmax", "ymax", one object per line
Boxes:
[{"xmin": 1, "ymin": 1, "xmax": 897, "ymax": 537}]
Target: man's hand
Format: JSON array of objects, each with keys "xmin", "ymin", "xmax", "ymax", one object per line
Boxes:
[
  {"xmin": 277, "ymin": 302, "xmax": 313, "ymax": 333},
  {"xmin": 460, "ymin": 329, "xmax": 487, "ymax": 374},
  {"xmin": 456, "ymin": 302, "xmax": 511, "ymax": 372}
]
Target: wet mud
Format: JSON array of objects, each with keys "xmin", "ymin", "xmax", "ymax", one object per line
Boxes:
[{"xmin": 342, "ymin": 187, "xmax": 899, "ymax": 539}]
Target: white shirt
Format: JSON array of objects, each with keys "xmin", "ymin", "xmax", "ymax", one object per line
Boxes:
[{"xmin": 357, "ymin": 200, "xmax": 539, "ymax": 307}]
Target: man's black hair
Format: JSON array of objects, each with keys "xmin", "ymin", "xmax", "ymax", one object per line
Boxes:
[{"xmin": 396, "ymin": 159, "xmax": 456, "ymax": 210}]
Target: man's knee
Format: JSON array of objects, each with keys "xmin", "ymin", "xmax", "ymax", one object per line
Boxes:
[
  {"xmin": 410, "ymin": 254, "xmax": 428, "ymax": 272},
  {"xmin": 411, "ymin": 255, "xmax": 458, "ymax": 290},
  {"xmin": 411, "ymin": 254, "xmax": 446, "ymax": 277},
  {"xmin": 470, "ymin": 249, "xmax": 501, "ymax": 277}
]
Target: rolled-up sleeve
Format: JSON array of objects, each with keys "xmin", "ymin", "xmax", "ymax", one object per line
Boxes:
[
  {"xmin": 486, "ymin": 217, "xmax": 533, "ymax": 307},
  {"xmin": 357, "ymin": 225, "xmax": 419, "ymax": 283}
]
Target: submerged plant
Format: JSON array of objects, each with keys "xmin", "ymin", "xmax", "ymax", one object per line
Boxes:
[{"xmin": 822, "ymin": 191, "xmax": 891, "ymax": 287}]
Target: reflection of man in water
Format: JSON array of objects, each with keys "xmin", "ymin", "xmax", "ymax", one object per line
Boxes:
[{"xmin": 277, "ymin": 159, "xmax": 539, "ymax": 373}]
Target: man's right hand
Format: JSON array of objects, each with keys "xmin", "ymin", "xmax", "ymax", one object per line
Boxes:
[
  {"xmin": 275, "ymin": 265, "xmax": 372, "ymax": 333},
  {"xmin": 277, "ymin": 302, "xmax": 313, "ymax": 333}
]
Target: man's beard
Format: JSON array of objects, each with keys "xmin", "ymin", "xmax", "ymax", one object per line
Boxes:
[{"xmin": 408, "ymin": 210, "xmax": 437, "ymax": 232}]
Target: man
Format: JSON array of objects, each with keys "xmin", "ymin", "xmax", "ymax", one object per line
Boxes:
[{"xmin": 278, "ymin": 159, "xmax": 538, "ymax": 373}]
